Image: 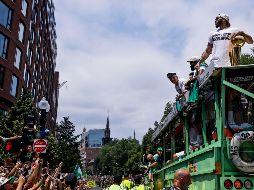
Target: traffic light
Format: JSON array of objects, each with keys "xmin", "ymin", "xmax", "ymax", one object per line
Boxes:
[
  {"xmin": 5, "ymin": 141, "xmax": 13, "ymax": 151},
  {"xmin": 4, "ymin": 140, "xmax": 20, "ymax": 153},
  {"xmin": 22, "ymin": 128, "xmax": 36, "ymax": 144}
]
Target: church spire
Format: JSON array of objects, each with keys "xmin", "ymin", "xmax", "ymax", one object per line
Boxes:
[{"xmin": 103, "ymin": 114, "xmax": 112, "ymax": 145}]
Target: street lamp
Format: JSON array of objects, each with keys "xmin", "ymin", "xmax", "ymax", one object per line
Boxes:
[{"xmin": 38, "ymin": 97, "xmax": 50, "ymax": 138}]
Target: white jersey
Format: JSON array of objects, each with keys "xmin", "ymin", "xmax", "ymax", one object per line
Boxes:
[
  {"xmin": 175, "ymin": 78, "xmax": 185, "ymax": 94},
  {"xmin": 208, "ymin": 27, "xmax": 239, "ymax": 67}
]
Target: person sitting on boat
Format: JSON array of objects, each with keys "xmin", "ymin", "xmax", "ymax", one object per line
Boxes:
[{"xmin": 227, "ymin": 89, "xmax": 252, "ymax": 134}]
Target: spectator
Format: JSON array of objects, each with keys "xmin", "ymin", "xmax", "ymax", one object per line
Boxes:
[
  {"xmin": 166, "ymin": 168, "xmax": 191, "ymax": 190},
  {"xmin": 19, "ymin": 144, "xmax": 35, "ymax": 163},
  {"xmin": 120, "ymin": 174, "xmax": 133, "ymax": 190},
  {"xmin": 65, "ymin": 173, "xmax": 78, "ymax": 190},
  {"xmin": 131, "ymin": 175, "xmax": 144, "ymax": 190},
  {"xmin": 108, "ymin": 175, "xmax": 122, "ymax": 190}
]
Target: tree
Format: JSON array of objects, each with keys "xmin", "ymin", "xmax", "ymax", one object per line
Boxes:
[
  {"xmin": 141, "ymin": 128, "xmax": 154, "ymax": 155},
  {"xmin": 240, "ymin": 48, "xmax": 254, "ymax": 65},
  {"xmin": 46, "ymin": 134, "xmax": 60, "ymax": 168},
  {"xmin": 47, "ymin": 117, "xmax": 81, "ymax": 172},
  {"xmin": 160, "ymin": 101, "xmax": 173, "ymax": 123},
  {"xmin": 5, "ymin": 91, "xmax": 39, "ymax": 136},
  {"xmin": 94, "ymin": 138, "xmax": 142, "ymax": 176}
]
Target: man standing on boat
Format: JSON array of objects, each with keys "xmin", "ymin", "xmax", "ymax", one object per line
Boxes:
[{"xmin": 196, "ymin": 13, "xmax": 253, "ymax": 68}]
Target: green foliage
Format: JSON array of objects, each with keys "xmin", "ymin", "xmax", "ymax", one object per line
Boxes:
[
  {"xmin": 47, "ymin": 117, "xmax": 81, "ymax": 172},
  {"xmin": 240, "ymin": 48, "xmax": 254, "ymax": 65},
  {"xmin": 141, "ymin": 128, "xmax": 154, "ymax": 155},
  {"xmin": 2, "ymin": 91, "xmax": 39, "ymax": 137},
  {"xmin": 160, "ymin": 101, "xmax": 173, "ymax": 123},
  {"xmin": 94, "ymin": 138, "xmax": 142, "ymax": 175},
  {"xmin": 46, "ymin": 134, "xmax": 59, "ymax": 167},
  {"xmin": 240, "ymin": 54, "xmax": 254, "ymax": 65}
]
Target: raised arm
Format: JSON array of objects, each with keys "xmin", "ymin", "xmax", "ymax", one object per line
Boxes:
[
  {"xmin": 196, "ymin": 43, "xmax": 213, "ymax": 68},
  {"xmin": 8, "ymin": 162, "xmax": 22, "ymax": 178},
  {"xmin": 234, "ymin": 31, "xmax": 253, "ymax": 44},
  {"xmin": 23, "ymin": 162, "xmax": 41, "ymax": 189},
  {"xmin": 16, "ymin": 176, "xmax": 26, "ymax": 190}
]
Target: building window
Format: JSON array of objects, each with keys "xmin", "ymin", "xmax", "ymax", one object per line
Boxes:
[
  {"xmin": 33, "ymin": 68, "xmax": 37, "ymax": 80},
  {"xmin": 28, "ymin": 48, "xmax": 33, "ymax": 65},
  {"xmin": 23, "ymin": 63, "xmax": 26, "ymax": 80},
  {"xmin": 18, "ymin": 22, "xmax": 25, "ymax": 43},
  {"xmin": 21, "ymin": 0, "xmax": 27, "ymax": 16},
  {"xmin": 0, "ymin": 109, "xmax": 7, "ymax": 116},
  {"xmin": 14, "ymin": 47, "xmax": 22, "ymax": 69},
  {"xmin": 10, "ymin": 75, "xmax": 18, "ymax": 97},
  {"xmin": 0, "ymin": 33, "xmax": 8, "ymax": 59},
  {"xmin": 24, "ymin": 70, "xmax": 30, "ymax": 87},
  {"xmin": 0, "ymin": 1, "xmax": 12, "ymax": 30},
  {"xmin": 0, "ymin": 66, "xmax": 5, "ymax": 89},
  {"xmin": 29, "ymin": 28, "xmax": 34, "ymax": 42},
  {"xmin": 32, "ymin": 87, "xmax": 36, "ymax": 97}
]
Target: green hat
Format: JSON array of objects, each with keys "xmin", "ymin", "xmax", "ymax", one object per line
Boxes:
[{"xmin": 157, "ymin": 147, "xmax": 163, "ymax": 151}]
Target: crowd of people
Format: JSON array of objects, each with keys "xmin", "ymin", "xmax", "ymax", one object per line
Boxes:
[{"xmin": 0, "ymin": 158, "xmax": 80, "ymax": 190}]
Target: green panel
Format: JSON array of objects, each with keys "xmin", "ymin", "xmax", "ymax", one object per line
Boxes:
[
  {"xmin": 189, "ymin": 173, "xmax": 217, "ymax": 190},
  {"xmin": 154, "ymin": 172, "xmax": 164, "ymax": 190},
  {"xmin": 155, "ymin": 147, "xmax": 217, "ymax": 189},
  {"xmin": 162, "ymin": 171, "xmax": 218, "ymax": 190}
]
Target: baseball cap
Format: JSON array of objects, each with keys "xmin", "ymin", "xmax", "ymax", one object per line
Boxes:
[
  {"xmin": 187, "ymin": 56, "xmax": 200, "ymax": 62},
  {"xmin": 167, "ymin": 73, "xmax": 176, "ymax": 78},
  {"xmin": 157, "ymin": 147, "xmax": 163, "ymax": 151},
  {"xmin": 217, "ymin": 13, "xmax": 229, "ymax": 22}
]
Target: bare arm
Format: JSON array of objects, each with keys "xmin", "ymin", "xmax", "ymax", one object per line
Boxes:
[
  {"xmin": 16, "ymin": 176, "xmax": 26, "ymax": 190},
  {"xmin": 239, "ymin": 31, "xmax": 253, "ymax": 44},
  {"xmin": 24, "ymin": 163, "xmax": 41, "ymax": 189},
  {"xmin": 28, "ymin": 178, "xmax": 45, "ymax": 190},
  {"xmin": 147, "ymin": 161, "xmax": 158, "ymax": 170},
  {"xmin": 8, "ymin": 162, "xmax": 22, "ymax": 178},
  {"xmin": 196, "ymin": 43, "xmax": 213, "ymax": 69},
  {"xmin": 44, "ymin": 176, "xmax": 52, "ymax": 190}
]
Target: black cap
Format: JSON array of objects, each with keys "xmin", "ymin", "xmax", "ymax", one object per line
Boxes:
[{"xmin": 167, "ymin": 73, "xmax": 176, "ymax": 78}]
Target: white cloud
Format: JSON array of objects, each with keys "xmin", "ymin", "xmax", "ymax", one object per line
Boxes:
[{"xmin": 55, "ymin": 0, "xmax": 254, "ymax": 141}]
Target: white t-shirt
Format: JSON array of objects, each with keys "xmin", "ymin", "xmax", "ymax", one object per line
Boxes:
[
  {"xmin": 175, "ymin": 78, "xmax": 185, "ymax": 94},
  {"xmin": 208, "ymin": 27, "xmax": 239, "ymax": 67}
]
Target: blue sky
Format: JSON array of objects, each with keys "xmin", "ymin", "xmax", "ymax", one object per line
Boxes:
[{"xmin": 54, "ymin": 0, "xmax": 254, "ymax": 141}]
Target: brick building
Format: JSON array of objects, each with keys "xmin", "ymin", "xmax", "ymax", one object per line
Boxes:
[{"xmin": 0, "ymin": 0, "xmax": 58, "ymax": 130}]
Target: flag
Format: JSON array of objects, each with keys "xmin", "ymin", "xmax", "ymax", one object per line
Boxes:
[{"xmin": 73, "ymin": 164, "xmax": 82, "ymax": 179}]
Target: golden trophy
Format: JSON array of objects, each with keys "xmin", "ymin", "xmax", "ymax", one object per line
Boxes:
[{"xmin": 229, "ymin": 34, "xmax": 245, "ymax": 66}]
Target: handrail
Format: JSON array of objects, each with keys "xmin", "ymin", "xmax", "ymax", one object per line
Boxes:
[
  {"xmin": 151, "ymin": 103, "xmax": 178, "ymax": 141},
  {"xmin": 223, "ymin": 80, "xmax": 254, "ymax": 99}
]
